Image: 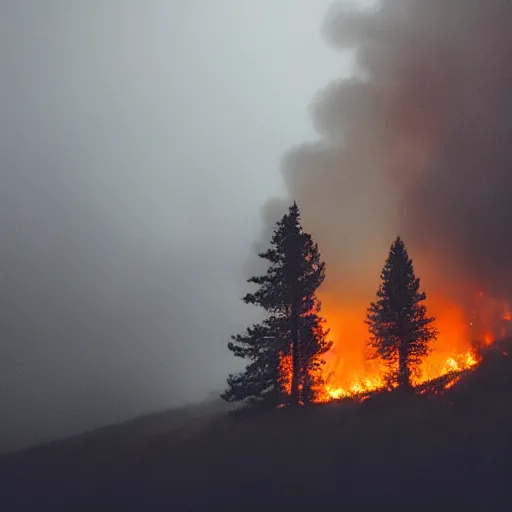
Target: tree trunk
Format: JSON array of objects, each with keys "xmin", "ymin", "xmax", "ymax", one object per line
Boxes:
[
  {"xmin": 398, "ymin": 337, "xmax": 410, "ymax": 390},
  {"xmin": 290, "ymin": 302, "xmax": 301, "ymax": 405}
]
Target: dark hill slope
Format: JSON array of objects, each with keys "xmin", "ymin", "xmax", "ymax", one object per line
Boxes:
[{"xmin": 2, "ymin": 342, "xmax": 512, "ymax": 510}]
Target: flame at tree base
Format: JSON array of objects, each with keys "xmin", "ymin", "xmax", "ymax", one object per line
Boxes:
[
  {"xmin": 276, "ymin": 287, "xmax": 511, "ymax": 404},
  {"xmin": 303, "ymin": 290, "xmax": 483, "ymax": 403},
  {"xmin": 276, "ymin": 280, "xmax": 512, "ymax": 404},
  {"xmin": 313, "ymin": 349, "xmax": 479, "ymax": 403},
  {"xmin": 278, "ymin": 347, "xmax": 480, "ymax": 404}
]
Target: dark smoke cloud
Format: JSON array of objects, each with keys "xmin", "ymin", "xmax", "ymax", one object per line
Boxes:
[{"xmin": 280, "ymin": 0, "xmax": 512, "ymax": 301}]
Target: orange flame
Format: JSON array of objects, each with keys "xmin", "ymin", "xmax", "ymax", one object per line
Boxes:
[
  {"xmin": 273, "ymin": 278, "xmax": 509, "ymax": 404},
  {"xmin": 278, "ymin": 351, "xmax": 292, "ymax": 396},
  {"xmin": 276, "ymin": 265, "xmax": 510, "ymax": 403},
  {"xmin": 314, "ymin": 290, "xmax": 483, "ymax": 402}
]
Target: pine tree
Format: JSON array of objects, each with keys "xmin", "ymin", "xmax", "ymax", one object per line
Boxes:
[
  {"xmin": 222, "ymin": 202, "xmax": 332, "ymax": 407},
  {"xmin": 366, "ymin": 237, "xmax": 438, "ymax": 390}
]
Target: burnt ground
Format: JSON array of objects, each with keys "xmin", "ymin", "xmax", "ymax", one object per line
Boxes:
[{"xmin": 2, "ymin": 341, "xmax": 512, "ymax": 510}]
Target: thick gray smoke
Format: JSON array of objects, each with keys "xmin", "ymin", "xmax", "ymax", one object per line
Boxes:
[{"xmin": 280, "ymin": 0, "xmax": 512, "ymax": 303}]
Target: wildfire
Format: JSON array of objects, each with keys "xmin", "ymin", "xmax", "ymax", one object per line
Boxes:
[
  {"xmin": 313, "ymin": 349, "xmax": 479, "ymax": 403},
  {"xmin": 278, "ymin": 351, "xmax": 293, "ymax": 396},
  {"xmin": 276, "ymin": 286, "xmax": 508, "ymax": 404},
  {"xmin": 276, "ymin": 273, "xmax": 510, "ymax": 404},
  {"xmin": 320, "ymin": 376, "xmax": 383, "ymax": 402}
]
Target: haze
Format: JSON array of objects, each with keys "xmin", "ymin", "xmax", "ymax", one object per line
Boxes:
[{"xmin": 0, "ymin": 1, "xmax": 362, "ymax": 452}]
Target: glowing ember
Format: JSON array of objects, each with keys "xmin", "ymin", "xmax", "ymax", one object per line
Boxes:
[
  {"xmin": 483, "ymin": 332, "xmax": 495, "ymax": 346},
  {"xmin": 444, "ymin": 375, "xmax": 462, "ymax": 390},
  {"xmin": 278, "ymin": 351, "xmax": 292, "ymax": 396}
]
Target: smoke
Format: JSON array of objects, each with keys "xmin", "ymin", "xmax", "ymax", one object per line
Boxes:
[{"xmin": 277, "ymin": 0, "xmax": 512, "ymax": 305}]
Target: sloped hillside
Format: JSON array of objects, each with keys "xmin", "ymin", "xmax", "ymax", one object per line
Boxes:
[{"xmin": 2, "ymin": 341, "xmax": 512, "ymax": 510}]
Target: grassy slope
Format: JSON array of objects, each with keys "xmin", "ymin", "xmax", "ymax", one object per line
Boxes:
[{"xmin": 2, "ymin": 341, "xmax": 512, "ymax": 509}]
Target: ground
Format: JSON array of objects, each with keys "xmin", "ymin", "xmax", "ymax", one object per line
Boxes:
[{"xmin": 2, "ymin": 340, "xmax": 512, "ymax": 510}]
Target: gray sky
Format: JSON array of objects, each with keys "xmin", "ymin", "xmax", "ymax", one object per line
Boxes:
[{"xmin": 0, "ymin": 1, "xmax": 356, "ymax": 451}]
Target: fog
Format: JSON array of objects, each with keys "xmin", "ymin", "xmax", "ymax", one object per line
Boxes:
[{"xmin": 0, "ymin": 1, "xmax": 350, "ymax": 452}]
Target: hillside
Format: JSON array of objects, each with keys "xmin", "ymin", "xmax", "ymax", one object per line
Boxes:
[{"xmin": 2, "ymin": 341, "xmax": 512, "ymax": 510}]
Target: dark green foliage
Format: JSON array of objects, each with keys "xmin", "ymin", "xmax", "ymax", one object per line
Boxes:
[
  {"xmin": 222, "ymin": 202, "xmax": 332, "ymax": 406},
  {"xmin": 366, "ymin": 237, "xmax": 438, "ymax": 389},
  {"xmin": 222, "ymin": 316, "xmax": 285, "ymax": 407}
]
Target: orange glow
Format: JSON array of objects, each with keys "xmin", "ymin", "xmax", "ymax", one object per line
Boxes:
[
  {"xmin": 483, "ymin": 332, "xmax": 494, "ymax": 346},
  {"xmin": 278, "ymin": 351, "xmax": 292, "ymax": 396},
  {"xmin": 311, "ymin": 290, "xmax": 482, "ymax": 401},
  {"xmin": 444, "ymin": 375, "xmax": 462, "ymax": 390},
  {"xmin": 275, "ymin": 265, "xmax": 508, "ymax": 403}
]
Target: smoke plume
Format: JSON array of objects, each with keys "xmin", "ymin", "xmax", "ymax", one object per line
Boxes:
[{"xmin": 278, "ymin": 0, "xmax": 512, "ymax": 308}]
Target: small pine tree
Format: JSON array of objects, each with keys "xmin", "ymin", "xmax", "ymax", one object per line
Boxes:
[
  {"xmin": 366, "ymin": 237, "xmax": 438, "ymax": 390},
  {"xmin": 222, "ymin": 202, "xmax": 332, "ymax": 407}
]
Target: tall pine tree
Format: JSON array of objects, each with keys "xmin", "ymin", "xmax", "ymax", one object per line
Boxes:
[
  {"xmin": 222, "ymin": 202, "xmax": 332, "ymax": 407},
  {"xmin": 366, "ymin": 237, "xmax": 438, "ymax": 390}
]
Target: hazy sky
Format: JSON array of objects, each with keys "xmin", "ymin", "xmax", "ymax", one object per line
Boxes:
[{"xmin": 0, "ymin": 1, "xmax": 358, "ymax": 451}]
